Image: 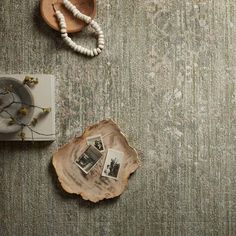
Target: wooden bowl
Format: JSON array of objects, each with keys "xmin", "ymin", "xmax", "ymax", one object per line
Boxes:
[{"xmin": 40, "ymin": 0, "xmax": 96, "ymax": 33}]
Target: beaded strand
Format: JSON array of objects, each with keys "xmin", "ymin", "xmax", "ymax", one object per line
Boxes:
[{"xmin": 53, "ymin": 0, "xmax": 104, "ymax": 57}]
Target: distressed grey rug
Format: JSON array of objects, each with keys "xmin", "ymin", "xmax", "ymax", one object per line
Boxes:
[{"xmin": 0, "ymin": 0, "xmax": 236, "ymax": 235}]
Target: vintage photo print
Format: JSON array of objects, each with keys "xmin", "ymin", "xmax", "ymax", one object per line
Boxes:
[
  {"xmin": 74, "ymin": 145, "xmax": 103, "ymax": 174},
  {"xmin": 102, "ymin": 149, "xmax": 124, "ymax": 179},
  {"xmin": 86, "ymin": 135, "xmax": 105, "ymax": 152}
]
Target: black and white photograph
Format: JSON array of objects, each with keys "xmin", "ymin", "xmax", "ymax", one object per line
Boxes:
[
  {"xmin": 102, "ymin": 149, "xmax": 123, "ymax": 179},
  {"xmin": 74, "ymin": 145, "xmax": 103, "ymax": 174},
  {"xmin": 86, "ymin": 135, "xmax": 105, "ymax": 152}
]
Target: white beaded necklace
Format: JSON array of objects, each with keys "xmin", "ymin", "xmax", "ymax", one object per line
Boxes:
[{"xmin": 52, "ymin": 0, "xmax": 104, "ymax": 57}]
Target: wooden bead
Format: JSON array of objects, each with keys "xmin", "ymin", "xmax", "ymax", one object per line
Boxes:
[
  {"xmin": 95, "ymin": 26, "xmax": 101, "ymax": 32},
  {"xmin": 61, "ymin": 28, "xmax": 67, "ymax": 33},
  {"xmin": 93, "ymin": 22, "xmax": 99, "ymax": 28},
  {"xmin": 71, "ymin": 6, "xmax": 76, "ymax": 11},
  {"xmin": 72, "ymin": 44, "xmax": 77, "ymax": 51},
  {"xmin": 84, "ymin": 49, "xmax": 89, "ymax": 56},
  {"xmin": 75, "ymin": 12, "xmax": 82, "ymax": 18},
  {"xmin": 60, "ymin": 23, "xmax": 66, "ymax": 28},
  {"xmin": 76, "ymin": 46, "xmax": 82, "ymax": 52},
  {"xmin": 80, "ymin": 47, "xmax": 85, "ymax": 54},
  {"xmin": 98, "ymin": 41, "xmax": 104, "ymax": 45},
  {"xmin": 98, "ymin": 39, "xmax": 104, "ymax": 44},
  {"xmin": 84, "ymin": 49, "xmax": 88, "ymax": 55},
  {"xmin": 63, "ymin": 37, "xmax": 70, "ymax": 43},
  {"xmin": 87, "ymin": 50, "xmax": 92, "ymax": 56},
  {"xmin": 61, "ymin": 33, "xmax": 68, "ymax": 38},
  {"xmin": 69, "ymin": 41, "xmax": 75, "ymax": 47},
  {"xmin": 83, "ymin": 49, "xmax": 88, "ymax": 55},
  {"xmin": 93, "ymin": 48, "xmax": 98, "ymax": 56},
  {"xmin": 84, "ymin": 16, "xmax": 91, "ymax": 24},
  {"xmin": 90, "ymin": 20, "xmax": 95, "ymax": 26},
  {"xmin": 98, "ymin": 30, "xmax": 103, "ymax": 36},
  {"xmin": 80, "ymin": 15, "xmax": 86, "ymax": 21},
  {"xmin": 72, "ymin": 9, "xmax": 79, "ymax": 16}
]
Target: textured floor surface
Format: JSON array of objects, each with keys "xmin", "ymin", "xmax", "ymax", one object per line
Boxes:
[{"xmin": 0, "ymin": 0, "xmax": 236, "ymax": 235}]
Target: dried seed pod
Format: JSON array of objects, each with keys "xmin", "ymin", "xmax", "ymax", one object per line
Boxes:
[
  {"xmin": 42, "ymin": 107, "xmax": 51, "ymax": 113},
  {"xmin": 18, "ymin": 107, "xmax": 29, "ymax": 116},
  {"xmin": 19, "ymin": 132, "xmax": 26, "ymax": 141},
  {"xmin": 23, "ymin": 76, "xmax": 38, "ymax": 87},
  {"xmin": 31, "ymin": 118, "xmax": 38, "ymax": 126}
]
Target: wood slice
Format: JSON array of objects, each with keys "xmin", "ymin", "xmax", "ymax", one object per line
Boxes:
[
  {"xmin": 40, "ymin": 0, "xmax": 96, "ymax": 33},
  {"xmin": 52, "ymin": 119, "xmax": 141, "ymax": 202}
]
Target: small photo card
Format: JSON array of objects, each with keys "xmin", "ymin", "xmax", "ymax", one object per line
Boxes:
[
  {"xmin": 75, "ymin": 145, "xmax": 103, "ymax": 174},
  {"xmin": 86, "ymin": 135, "xmax": 105, "ymax": 152},
  {"xmin": 102, "ymin": 149, "xmax": 124, "ymax": 179}
]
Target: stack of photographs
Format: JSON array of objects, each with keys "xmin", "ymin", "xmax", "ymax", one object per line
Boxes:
[{"xmin": 74, "ymin": 134, "xmax": 124, "ymax": 179}]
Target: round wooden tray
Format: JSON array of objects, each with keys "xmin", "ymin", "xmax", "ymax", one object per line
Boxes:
[{"xmin": 40, "ymin": 0, "xmax": 96, "ymax": 33}]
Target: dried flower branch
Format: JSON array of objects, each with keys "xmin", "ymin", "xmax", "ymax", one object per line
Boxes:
[{"xmin": 0, "ymin": 82, "xmax": 54, "ymax": 141}]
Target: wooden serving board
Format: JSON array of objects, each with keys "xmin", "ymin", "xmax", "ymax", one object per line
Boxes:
[{"xmin": 52, "ymin": 119, "xmax": 141, "ymax": 202}]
